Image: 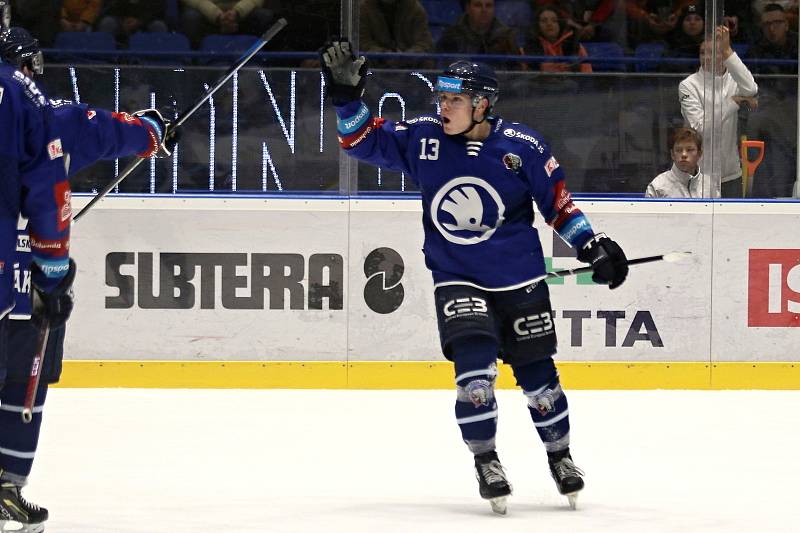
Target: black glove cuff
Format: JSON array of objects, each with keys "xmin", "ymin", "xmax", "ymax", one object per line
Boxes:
[
  {"xmin": 327, "ymin": 84, "xmax": 365, "ymax": 105},
  {"xmin": 577, "ymin": 233, "xmax": 608, "ymax": 264}
]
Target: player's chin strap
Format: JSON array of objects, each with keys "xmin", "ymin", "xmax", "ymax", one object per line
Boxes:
[{"xmin": 450, "ymin": 95, "xmax": 490, "ymax": 137}]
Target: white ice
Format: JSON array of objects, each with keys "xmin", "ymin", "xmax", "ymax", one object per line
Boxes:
[{"xmin": 24, "ymin": 389, "xmax": 800, "ymax": 532}]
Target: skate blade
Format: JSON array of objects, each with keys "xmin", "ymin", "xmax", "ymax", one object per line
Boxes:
[
  {"xmin": 489, "ymin": 496, "xmax": 508, "ymax": 515},
  {"xmin": 0, "ymin": 520, "xmax": 44, "ymax": 533},
  {"xmin": 566, "ymin": 492, "xmax": 579, "ymax": 510}
]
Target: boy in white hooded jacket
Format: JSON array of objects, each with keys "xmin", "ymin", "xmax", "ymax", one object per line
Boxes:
[{"xmin": 646, "ymin": 127, "xmax": 705, "ymax": 198}]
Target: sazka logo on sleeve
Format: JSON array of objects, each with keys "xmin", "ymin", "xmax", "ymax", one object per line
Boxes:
[{"xmin": 431, "ymin": 177, "xmax": 505, "ymax": 245}]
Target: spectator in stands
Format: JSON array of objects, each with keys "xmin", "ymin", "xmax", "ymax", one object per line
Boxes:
[
  {"xmin": 747, "ymin": 3, "xmax": 799, "ymax": 74},
  {"xmin": 11, "ymin": 0, "xmax": 60, "ymax": 46},
  {"xmin": 576, "ymin": 0, "xmax": 628, "ymax": 45},
  {"xmin": 679, "ymin": 25, "xmax": 758, "ymax": 197},
  {"xmin": 626, "ymin": 0, "xmax": 677, "ymax": 50},
  {"xmin": 97, "ymin": 1, "xmax": 169, "ymax": 45},
  {"xmin": 436, "ymin": 0, "xmax": 523, "ymax": 69},
  {"xmin": 180, "ymin": 0, "xmax": 274, "ymax": 48},
  {"xmin": 524, "ymin": 6, "xmax": 592, "ymax": 72},
  {"xmin": 645, "ymin": 127, "xmax": 705, "ymax": 198},
  {"xmin": 753, "ymin": 0, "xmax": 798, "ymax": 32},
  {"xmin": 530, "ymin": 1, "xmax": 597, "ymax": 41},
  {"xmin": 360, "ymin": 0, "xmax": 434, "ymax": 67},
  {"xmin": 661, "ymin": 3, "xmax": 704, "ymax": 73},
  {"xmin": 61, "ymin": 0, "xmax": 103, "ymax": 32}
]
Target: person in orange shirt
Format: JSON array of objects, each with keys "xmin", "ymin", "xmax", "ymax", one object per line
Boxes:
[
  {"xmin": 524, "ymin": 6, "xmax": 592, "ymax": 72},
  {"xmin": 60, "ymin": 0, "xmax": 103, "ymax": 32}
]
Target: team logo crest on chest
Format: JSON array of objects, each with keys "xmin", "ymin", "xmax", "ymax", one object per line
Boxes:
[{"xmin": 431, "ymin": 177, "xmax": 506, "ymax": 245}]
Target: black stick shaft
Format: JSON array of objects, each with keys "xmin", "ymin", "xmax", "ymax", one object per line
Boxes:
[
  {"xmin": 22, "ymin": 323, "xmax": 49, "ymax": 423},
  {"xmin": 73, "ymin": 18, "xmax": 287, "ymax": 223},
  {"xmin": 545, "ymin": 254, "xmax": 667, "ymax": 279}
]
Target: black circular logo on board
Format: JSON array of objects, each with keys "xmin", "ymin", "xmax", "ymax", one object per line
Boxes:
[{"xmin": 363, "ymin": 247, "xmax": 404, "ymax": 314}]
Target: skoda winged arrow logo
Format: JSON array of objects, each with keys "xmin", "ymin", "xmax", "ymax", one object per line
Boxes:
[{"xmin": 431, "ymin": 177, "xmax": 505, "ymax": 245}]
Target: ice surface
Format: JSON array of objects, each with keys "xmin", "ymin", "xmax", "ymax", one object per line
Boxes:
[{"xmin": 24, "ymin": 389, "xmax": 800, "ymax": 532}]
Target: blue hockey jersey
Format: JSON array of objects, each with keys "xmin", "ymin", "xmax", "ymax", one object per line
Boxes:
[
  {"xmin": 335, "ymin": 100, "xmax": 596, "ymax": 290},
  {"xmin": 11, "ymin": 100, "xmax": 155, "ymax": 318},
  {"xmin": 0, "ymin": 64, "xmax": 70, "ymax": 317}
]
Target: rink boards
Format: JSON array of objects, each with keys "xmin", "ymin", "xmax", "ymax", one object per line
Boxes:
[{"xmin": 59, "ymin": 196, "xmax": 800, "ymax": 389}]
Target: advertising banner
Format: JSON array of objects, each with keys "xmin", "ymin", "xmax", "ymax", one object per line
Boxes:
[
  {"xmin": 69, "ymin": 198, "xmax": 350, "ymax": 360},
  {"xmin": 66, "ymin": 197, "xmax": 733, "ymax": 363},
  {"xmin": 346, "ymin": 200, "xmax": 714, "ymax": 362},
  {"xmin": 712, "ymin": 203, "xmax": 800, "ymax": 361}
]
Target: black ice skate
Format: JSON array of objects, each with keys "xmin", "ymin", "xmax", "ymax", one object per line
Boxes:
[
  {"xmin": 0, "ymin": 481, "xmax": 48, "ymax": 533},
  {"xmin": 548, "ymin": 453, "xmax": 584, "ymax": 510},
  {"xmin": 474, "ymin": 451, "xmax": 512, "ymax": 515}
]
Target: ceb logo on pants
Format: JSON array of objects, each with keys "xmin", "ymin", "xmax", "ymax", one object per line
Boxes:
[{"xmin": 748, "ymin": 249, "xmax": 800, "ymax": 327}]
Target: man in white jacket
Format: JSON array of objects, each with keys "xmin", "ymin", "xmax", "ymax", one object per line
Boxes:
[
  {"xmin": 646, "ymin": 127, "xmax": 704, "ymax": 198},
  {"xmin": 679, "ymin": 25, "xmax": 758, "ymax": 198}
]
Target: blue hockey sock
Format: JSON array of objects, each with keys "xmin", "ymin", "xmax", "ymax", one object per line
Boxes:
[
  {"xmin": 451, "ymin": 336, "xmax": 500, "ymax": 455},
  {"xmin": 512, "ymin": 358, "xmax": 571, "ymax": 453},
  {"xmin": 0, "ymin": 383, "xmax": 48, "ymax": 485}
]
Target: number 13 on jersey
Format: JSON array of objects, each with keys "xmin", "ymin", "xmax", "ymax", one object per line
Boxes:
[{"xmin": 419, "ymin": 138, "xmax": 439, "ymax": 160}]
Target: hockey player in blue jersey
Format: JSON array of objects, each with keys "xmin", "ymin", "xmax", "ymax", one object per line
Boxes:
[
  {"xmin": 0, "ymin": 26, "xmax": 175, "ymax": 531},
  {"xmin": 0, "ymin": 59, "xmax": 72, "ymax": 533},
  {"xmin": 322, "ymin": 40, "xmax": 629, "ymax": 514}
]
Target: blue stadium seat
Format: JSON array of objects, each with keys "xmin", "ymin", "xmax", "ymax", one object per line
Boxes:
[
  {"xmin": 52, "ymin": 31, "xmax": 117, "ymax": 62},
  {"xmin": 582, "ymin": 42, "xmax": 626, "ymax": 72},
  {"xmin": 634, "ymin": 42, "xmax": 665, "ymax": 72},
  {"xmin": 494, "ymin": 0, "xmax": 532, "ymax": 29},
  {"xmin": 129, "ymin": 32, "xmax": 191, "ymax": 64},
  {"xmin": 54, "ymin": 31, "xmax": 116, "ymax": 51},
  {"xmin": 732, "ymin": 43, "xmax": 749, "ymax": 57},
  {"xmin": 423, "ymin": 0, "xmax": 463, "ymax": 26}
]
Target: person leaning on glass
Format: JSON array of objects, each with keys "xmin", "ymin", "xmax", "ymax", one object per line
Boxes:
[{"xmin": 678, "ymin": 24, "xmax": 758, "ymax": 198}]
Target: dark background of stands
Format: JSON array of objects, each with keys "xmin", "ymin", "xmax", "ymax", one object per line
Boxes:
[
  {"xmin": 20, "ymin": 0, "xmax": 798, "ymax": 197},
  {"xmin": 40, "ymin": 63, "xmax": 797, "ymax": 198}
]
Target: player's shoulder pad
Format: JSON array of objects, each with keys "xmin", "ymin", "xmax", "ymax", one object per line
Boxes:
[
  {"xmin": 496, "ymin": 119, "xmax": 547, "ymax": 155},
  {"xmin": 0, "ymin": 67, "xmax": 47, "ymax": 108},
  {"xmin": 399, "ymin": 113, "xmax": 442, "ymax": 131}
]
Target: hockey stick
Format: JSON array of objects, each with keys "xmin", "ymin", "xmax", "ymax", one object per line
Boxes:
[
  {"xmin": 544, "ymin": 251, "xmax": 693, "ymax": 280},
  {"xmin": 21, "ymin": 322, "xmax": 50, "ymax": 423},
  {"xmin": 72, "ymin": 17, "xmax": 288, "ymax": 222}
]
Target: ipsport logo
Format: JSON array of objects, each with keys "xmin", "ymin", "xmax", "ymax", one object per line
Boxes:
[{"xmin": 748, "ymin": 249, "xmax": 800, "ymax": 327}]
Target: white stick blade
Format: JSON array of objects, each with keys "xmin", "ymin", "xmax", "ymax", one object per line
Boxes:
[{"xmin": 662, "ymin": 251, "xmax": 693, "ymax": 263}]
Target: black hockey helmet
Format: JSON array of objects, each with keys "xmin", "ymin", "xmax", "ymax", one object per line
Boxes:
[
  {"xmin": 0, "ymin": 27, "xmax": 43, "ymax": 75},
  {"xmin": 435, "ymin": 60, "xmax": 499, "ymax": 109}
]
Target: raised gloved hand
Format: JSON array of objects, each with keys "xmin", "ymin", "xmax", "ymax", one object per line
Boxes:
[
  {"xmin": 319, "ymin": 38, "xmax": 368, "ymax": 104},
  {"xmin": 31, "ymin": 259, "xmax": 76, "ymax": 329},
  {"xmin": 577, "ymin": 233, "xmax": 628, "ymax": 289},
  {"xmin": 133, "ymin": 109, "xmax": 179, "ymax": 158}
]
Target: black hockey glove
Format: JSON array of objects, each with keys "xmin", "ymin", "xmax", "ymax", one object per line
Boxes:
[
  {"xmin": 319, "ymin": 38, "xmax": 368, "ymax": 104},
  {"xmin": 133, "ymin": 108, "xmax": 179, "ymax": 158},
  {"xmin": 31, "ymin": 259, "xmax": 76, "ymax": 329},
  {"xmin": 577, "ymin": 233, "xmax": 628, "ymax": 289}
]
